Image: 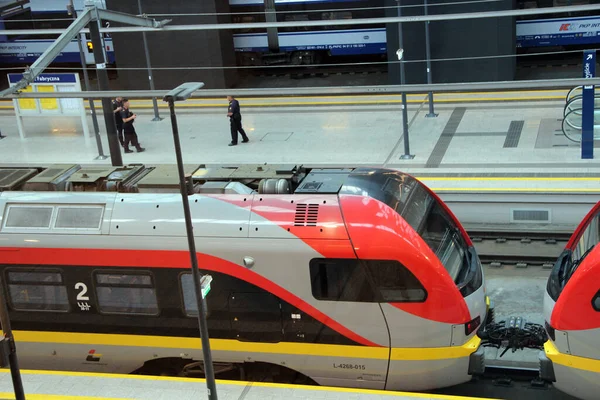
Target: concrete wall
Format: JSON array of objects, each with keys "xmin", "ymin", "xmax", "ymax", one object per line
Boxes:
[
  {"xmin": 105, "ymin": 0, "xmax": 238, "ymax": 90},
  {"xmin": 385, "ymin": 0, "xmax": 516, "ymax": 84}
]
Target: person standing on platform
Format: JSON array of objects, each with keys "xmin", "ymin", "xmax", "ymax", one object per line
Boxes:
[
  {"xmin": 227, "ymin": 95, "xmax": 249, "ymax": 146},
  {"xmin": 120, "ymin": 99, "xmax": 145, "ymax": 153},
  {"xmin": 112, "ymin": 96, "xmax": 124, "ymax": 146}
]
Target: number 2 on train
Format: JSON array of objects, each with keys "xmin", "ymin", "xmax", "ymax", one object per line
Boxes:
[{"xmin": 75, "ymin": 282, "xmax": 89, "ymax": 301}]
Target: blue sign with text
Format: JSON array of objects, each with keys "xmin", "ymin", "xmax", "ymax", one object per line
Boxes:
[
  {"xmin": 582, "ymin": 50, "xmax": 596, "ymax": 159},
  {"xmin": 7, "ymin": 73, "xmax": 77, "ymax": 84}
]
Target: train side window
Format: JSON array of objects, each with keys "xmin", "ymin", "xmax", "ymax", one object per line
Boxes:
[
  {"xmin": 365, "ymin": 260, "xmax": 427, "ymax": 302},
  {"xmin": 6, "ymin": 269, "xmax": 69, "ymax": 312},
  {"xmin": 179, "ymin": 273, "xmax": 210, "ymax": 318},
  {"xmin": 309, "ymin": 258, "xmax": 376, "ymax": 302},
  {"xmin": 94, "ymin": 272, "xmax": 159, "ymax": 315},
  {"xmin": 593, "ymin": 291, "xmax": 600, "ymax": 312}
]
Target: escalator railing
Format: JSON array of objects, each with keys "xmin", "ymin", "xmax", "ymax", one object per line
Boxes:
[{"xmin": 562, "ymin": 86, "xmax": 599, "ymax": 143}]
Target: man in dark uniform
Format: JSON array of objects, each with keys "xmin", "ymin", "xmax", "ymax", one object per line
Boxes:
[
  {"xmin": 227, "ymin": 95, "xmax": 249, "ymax": 146},
  {"xmin": 120, "ymin": 99, "xmax": 145, "ymax": 153},
  {"xmin": 112, "ymin": 96, "xmax": 124, "ymax": 146}
]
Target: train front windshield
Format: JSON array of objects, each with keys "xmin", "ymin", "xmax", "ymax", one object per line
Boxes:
[
  {"xmin": 549, "ymin": 210, "xmax": 600, "ymax": 300},
  {"xmin": 340, "ymin": 169, "xmax": 471, "ymax": 283}
]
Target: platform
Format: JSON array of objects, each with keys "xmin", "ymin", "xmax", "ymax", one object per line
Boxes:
[
  {"xmin": 0, "ymin": 89, "xmax": 596, "ymax": 175},
  {"xmin": 0, "ymin": 369, "xmax": 493, "ymax": 400},
  {"xmin": 1, "ymin": 89, "xmax": 600, "ymax": 194}
]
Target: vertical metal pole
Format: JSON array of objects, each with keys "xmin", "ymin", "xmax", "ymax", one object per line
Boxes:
[
  {"xmin": 581, "ymin": 49, "xmax": 596, "ymax": 159},
  {"xmin": 87, "ymin": 5, "xmax": 123, "ymax": 167},
  {"xmin": 0, "ymin": 275, "xmax": 25, "ymax": 400},
  {"xmin": 138, "ymin": 0, "xmax": 162, "ymax": 121},
  {"xmin": 424, "ymin": 0, "xmax": 437, "ymax": 118},
  {"xmin": 167, "ymin": 99, "xmax": 218, "ymax": 400},
  {"xmin": 397, "ymin": 1, "xmax": 414, "ymax": 159},
  {"xmin": 69, "ymin": 1, "xmax": 107, "ymax": 160},
  {"xmin": 264, "ymin": 0, "xmax": 279, "ymax": 53}
]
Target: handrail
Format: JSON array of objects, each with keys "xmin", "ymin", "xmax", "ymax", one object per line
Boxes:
[
  {"xmin": 563, "ymin": 94, "xmax": 600, "ymax": 118},
  {"xmin": 566, "ymin": 86, "xmax": 583, "ymax": 105},
  {"xmin": 562, "ymin": 107, "xmax": 600, "ymax": 143},
  {"xmin": 561, "ymin": 86, "xmax": 600, "ymax": 143}
]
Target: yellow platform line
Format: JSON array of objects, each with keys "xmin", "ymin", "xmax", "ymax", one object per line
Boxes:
[
  {"xmin": 0, "ymin": 393, "xmax": 131, "ymax": 400},
  {"xmin": 0, "ymin": 95, "xmax": 566, "ymax": 110},
  {"xmin": 2, "ymin": 370, "xmax": 499, "ymax": 400}
]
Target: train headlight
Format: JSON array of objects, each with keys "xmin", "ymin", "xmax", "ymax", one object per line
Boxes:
[{"xmin": 465, "ymin": 316, "xmax": 481, "ymax": 336}]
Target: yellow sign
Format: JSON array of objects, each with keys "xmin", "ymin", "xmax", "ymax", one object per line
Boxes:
[
  {"xmin": 37, "ymin": 85, "xmax": 58, "ymax": 110},
  {"xmin": 17, "ymin": 86, "xmax": 36, "ymax": 110}
]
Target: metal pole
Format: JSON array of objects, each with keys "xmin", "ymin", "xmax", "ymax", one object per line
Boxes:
[
  {"xmin": 166, "ymin": 98, "xmax": 218, "ymax": 400},
  {"xmin": 138, "ymin": 0, "xmax": 162, "ymax": 121},
  {"xmin": 424, "ymin": 0, "xmax": 437, "ymax": 118},
  {"xmin": 0, "ymin": 275, "xmax": 25, "ymax": 400},
  {"xmin": 397, "ymin": 1, "xmax": 414, "ymax": 159},
  {"xmin": 69, "ymin": 1, "xmax": 107, "ymax": 160},
  {"xmin": 87, "ymin": 5, "xmax": 123, "ymax": 167}
]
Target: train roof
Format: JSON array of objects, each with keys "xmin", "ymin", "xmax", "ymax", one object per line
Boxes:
[{"xmin": 0, "ymin": 163, "xmax": 413, "ymax": 196}]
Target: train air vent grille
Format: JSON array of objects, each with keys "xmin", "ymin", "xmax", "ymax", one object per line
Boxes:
[
  {"xmin": 511, "ymin": 209, "xmax": 551, "ymax": 223},
  {"xmin": 294, "ymin": 203, "xmax": 319, "ymax": 227},
  {"xmin": 37, "ymin": 168, "xmax": 67, "ymax": 179},
  {"xmin": 5, "ymin": 206, "xmax": 53, "ymax": 228},
  {"xmin": 0, "ymin": 169, "xmax": 37, "ymax": 190},
  {"xmin": 55, "ymin": 207, "xmax": 103, "ymax": 229}
]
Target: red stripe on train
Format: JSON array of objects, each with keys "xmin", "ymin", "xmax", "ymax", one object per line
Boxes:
[
  {"xmin": 217, "ymin": 192, "xmax": 472, "ymax": 323},
  {"xmin": 0, "ymin": 247, "xmax": 382, "ymax": 348}
]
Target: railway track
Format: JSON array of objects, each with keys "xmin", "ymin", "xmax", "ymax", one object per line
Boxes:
[{"xmin": 467, "ymin": 230, "xmax": 567, "ymax": 268}]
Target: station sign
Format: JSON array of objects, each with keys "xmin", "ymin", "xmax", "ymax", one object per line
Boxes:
[{"xmin": 6, "ymin": 73, "xmax": 90, "ymax": 142}]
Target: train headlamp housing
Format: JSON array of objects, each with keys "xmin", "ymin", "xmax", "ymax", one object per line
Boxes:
[{"xmin": 465, "ymin": 315, "xmax": 481, "ymax": 336}]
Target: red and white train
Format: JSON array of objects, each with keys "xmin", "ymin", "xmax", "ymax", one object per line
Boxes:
[
  {"xmin": 0, "ymin": 163, "xmax": 487, "ymax": 391},
  {"xmin": 542, "ymin": 200, "xmax": 600, "ymax": 400}
]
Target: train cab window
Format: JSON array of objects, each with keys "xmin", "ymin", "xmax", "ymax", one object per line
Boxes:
[
  {"xmin": 309, "ymin": 258, "xmax": 376, "ymax": 302},
  {"xmin": 417, "ymin": 201, "xmax": 469, "ymax": 282},
  {"xmin": 341, "ymin": 169, "xmax": 470, "ymax": 283},
  {"xmin": 551, "ymin": 210, "xmax": 600, "ymax": 298},
  {"xmin": 571, "ymin": 211, "xmax": 600, "ymax": 268},
  {"xmin": 94, "ymin": 272, "xmax": 159, "ymax": 315},
  {"xmin": 365, "ymin": 260, "xmax": 426, "ymax": 302},
  {"xmin": 6, "ymin": 270, "xmax": 69, "ymax": 312},
  {"xmin": 180, "ymin": 273, "xmax": 210, "ymax": 318}
]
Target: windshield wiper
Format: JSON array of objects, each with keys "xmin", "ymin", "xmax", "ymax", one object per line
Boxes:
[{"xmin": 566, "ymin": 244, "xmax": 596, "ymax": 282}]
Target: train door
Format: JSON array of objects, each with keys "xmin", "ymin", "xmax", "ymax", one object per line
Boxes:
[{"xmin": 228, "ymin": 292, "xmax": 283, "ymax": 343}]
